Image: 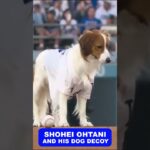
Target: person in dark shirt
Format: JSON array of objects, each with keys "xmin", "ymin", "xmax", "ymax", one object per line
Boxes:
[
  {"xmin": 81, "ymin": 6, "xmax": 102, "ymax": 33},
  {"xmin": 75, "ymin": 0, "xmax": 86, "ymax": 23},
  {"xmin": 33, "ymin": 2, "xmax": 46, "ymax": 49},
  {"xmin": 44, "ymin": 9, "xmax": 60, "ymax": 48}
]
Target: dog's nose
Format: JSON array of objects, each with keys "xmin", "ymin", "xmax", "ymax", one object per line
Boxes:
[{"xmin": 106, "ymin": 57, "xmax": 111, "ymax": 63}]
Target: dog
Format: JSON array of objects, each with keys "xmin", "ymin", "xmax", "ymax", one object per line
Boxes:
[{"xmin": 33, "ymin": 29, "xmax": 111, "ymax": 127}]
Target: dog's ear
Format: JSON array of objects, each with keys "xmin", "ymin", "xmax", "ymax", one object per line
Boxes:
[
  {"xmin": 79, "ymin": 31, "xmax": 99, "ymax": 61},
  {"xmin": 101, "ymin": 30, "xmax": 111, "ymax": 48},
  {"xmin": 101, "ymin": 30, "xmax": 111, "ymax": 41},
  {"xmin": 79, "ymin": 30, "xmax": 92, "ymax": 39}
]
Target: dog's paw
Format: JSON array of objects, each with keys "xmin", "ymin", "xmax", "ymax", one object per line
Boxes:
[
  {"xmin": 33, "ymin": 121, "xmax": 41, "ymax": 127},
  {"xmin": 57, "ymin": 120, "xmax": 70, "ymax": 127},
  {"xmin": 80, "ymin": 121, "xmax": 94, "ymax": 127}
]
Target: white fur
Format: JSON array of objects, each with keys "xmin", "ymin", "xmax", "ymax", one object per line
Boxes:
[{"xmin": 33, "ymin": 40, "xmax": 110, "ymax": 127}]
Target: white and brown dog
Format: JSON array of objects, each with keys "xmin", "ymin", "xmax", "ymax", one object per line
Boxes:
[{"xmin": 33, "ymin": 30, "xmax": 111, "ymax": 127}]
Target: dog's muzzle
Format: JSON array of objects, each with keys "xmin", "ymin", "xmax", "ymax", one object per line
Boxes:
[{"xmin": 105, "ymin": 57, "xmax": 111, "ymax": 63}]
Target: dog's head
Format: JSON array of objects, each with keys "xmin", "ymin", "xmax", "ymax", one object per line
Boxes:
[{"xmin": 79, "ymin": 29, "xmax": 111, "ymax": 63}]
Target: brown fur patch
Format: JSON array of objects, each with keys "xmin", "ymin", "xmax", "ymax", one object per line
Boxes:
[
  {"xmin": 101, "ymin": 30, "xmax": 110, "ymax": 47},
  {"xmin": 79, "ymin": 30, "xmax": 106, "ymax": 60}
]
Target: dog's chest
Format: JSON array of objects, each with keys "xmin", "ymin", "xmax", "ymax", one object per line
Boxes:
[
  {"xmin": 43, "ymin": 48, "xmax": 93, "ymax": 99},
  {"xmin": 69, "ymin": 79, "xmax": 84, "ymax": 96},
  {"xmin": 44, "ymin": 49, "xmax": 68, "ymax": 75},
  {"xmin": 44, "ymin": 50, "xmax": 82, "ymax": 93}
]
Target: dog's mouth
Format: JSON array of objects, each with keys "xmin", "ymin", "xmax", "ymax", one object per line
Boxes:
[{"xmin": 92, "ymin": 54, "xmax": 99, "ymax": 60}]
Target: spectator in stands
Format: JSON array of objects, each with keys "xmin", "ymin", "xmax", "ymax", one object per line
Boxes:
[
  {"xmin": 95, "ymin": 0, "xmax": 117, "ymax": 25},
  {"xmin": 40, "ymin": 0, "xmax": 51, "ymax": 13},
  {"xmin": 44, "ymin": 9, "xmax": 60, "ymax": 48},
  {"xmin": 75, "ymin": 0, "xmax": 86, "ymax": 23},
  {"xmin": 81, "ymin": 6, "xmax": 102, "ymax": 33},
  {"xmin": 76, "ymin": 0, "xmax": 94, "ymax": 12},
  {"xmin": 91, "ymin": 0, "xmax": 99, "ymax": 8},
  {"xmin": 61, "ymin": 0, "xmax": 69, "ymax": 12},
  {"xmin": 84, "ymin": 0, "xmax": 93, "ymax": 8},
  {"xmin": 33, "ymin": 1, "xmax": 45, "ymax": 25},
  {"xmin": 106, "ymin": 14, "xmax": 116, "ymax": 25},
  {"xmin": 60, "ymin": 9, "xmax": 79, "ymax": 43},
  {"xmin": 51, "ymin": 0, "xmax": 63, "ymax": 21},
  {"xmin": 33, "ymin": 1, "xmax": 46, "ymax": 49},
  {"xmin": 67, "ymin": 0, "xmax": 77, "ymax": 16}
]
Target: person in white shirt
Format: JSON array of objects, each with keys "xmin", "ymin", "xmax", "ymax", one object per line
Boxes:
[
  {"xmin": 60, "ymin": 9, "xmax": 78, "ymax": 43},
  {"xmin": 95, "ymin": 0, "xmax": 117, "ymax": 25}
]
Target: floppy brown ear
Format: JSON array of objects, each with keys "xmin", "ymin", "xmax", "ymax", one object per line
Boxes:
[
  {"xmin": 101, "ymin": 30, "xmax": 111, "ymax": 48},
  {"xmin": 101, "ymin": 30, "xmax": 111, "ymax": 41},
  {"xmin": 79, "ymin": 30, "xmax": 92, "ymax": 39},
  {"xmin": 79, "ymin": 32, "xmax": 99, "ymax": 61}
]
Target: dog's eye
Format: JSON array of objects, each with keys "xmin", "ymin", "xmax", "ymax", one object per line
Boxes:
[{"xmin": 97, "ymin": 46, "xmax": 103, "ymax": 49}]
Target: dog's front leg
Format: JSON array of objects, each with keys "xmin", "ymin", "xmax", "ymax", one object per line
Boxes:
[
  {"xmin": 57, "ymin": 92, "xmax": 70, "ymax": 127},
  {"xmin": 75, "ymin": 95, "xmax": 93, "ymax": 127}
]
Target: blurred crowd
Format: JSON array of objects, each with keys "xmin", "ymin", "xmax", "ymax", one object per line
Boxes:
[{"xmin": 33, "ymin": 0, "xmax": 117, "ymax": 50}]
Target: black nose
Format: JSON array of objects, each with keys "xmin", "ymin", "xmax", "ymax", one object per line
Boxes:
[{"xmin": 106, "ymin": 57, "xmax": 111, "ymax": 63}]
